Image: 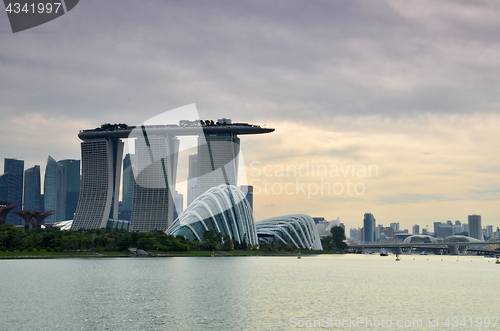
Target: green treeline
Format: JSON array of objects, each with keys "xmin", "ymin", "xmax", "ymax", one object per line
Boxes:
[
  {"xmin": 0, "ymin": 223, "xmax": 347, "ymax": 253},
  {"xmin": 0, "ymin": 224, "xmax": 192, "ymax": 253}
]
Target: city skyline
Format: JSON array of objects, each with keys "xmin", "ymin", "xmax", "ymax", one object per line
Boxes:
[{"xmin": 1, "ymin": 1, "xmax": 500, "ymax": 229}]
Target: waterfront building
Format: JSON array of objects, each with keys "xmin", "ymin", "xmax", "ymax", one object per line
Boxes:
[
  {"xmin": 55, "ymin": 159, "xmax": 81, "ymax": 222},
  {"xmin": 468, "ymin": 214, "xmax": 483, "ymax": 240},
  {"xmin": 349, "ymin": 228, "xmax": 357, "ymax": 240},
  {"xmin": 120, "ymin": 153, "xmax": 134, "ymax": 221},
  {"xmin": 433, "ymin": 222, "xmax": 442, "ymax": 236},
  {"xmin": 485, "ymin": 225, "xmax": 493, "ymax": 239},
  {"xmin": 3, "ymin": 158, "xmax": 24, "ymax": 224},
  {"xmin": 73, "ymin": 120, "xmax": 273, "ymax": 231},
  {"xmin": 363, "ymin": 213, "xmax": 376, "ymax": 243},
  {"xmin": 23, "ymin": 165, "xmax": 42, "ymax": 211},
  {"xmin": 0, "ymin": 173, "xmax": 8, "ymax": 201},
  {"xmin": 72, "ymin": 138, "xmax": 124, "ymax": 229},
  {"xmin": 437, "ymin": 225, "xmax": 454, "ymax": 239},
  {"xmin": 43, "ymin": 156, "xmax": 57, "ymax": 223},
  {"xmin": 196, "ymin": 119, "xmax": 240, "ymax": 197},
  {"xmin": 403, "ymin": 235, "xmax": 437, "ymax": 244},
  {"xmin": 130, "ymin": 135, "xmax": 179, "ymax": 231},
  {"xmin": 167, "ymin": 184, "xmax": 258, "ymax": 246},
  {"xmin": 173, "ymin": 190, "xmax": 183, "ymax": 220},
  {"xmin": 256, "ymin": 214, "xmax": 323, "ymax": 250},
  {"xmin": 316, "ymin": 219, "xmax": 338, "ymax": 238},
  {"xmin": 239, "ymin": 185, "xmax": 253, "ymax": 212},
  {"xmin": 187, "ymin": 154, "xmax": 198, "ymax": 206}
]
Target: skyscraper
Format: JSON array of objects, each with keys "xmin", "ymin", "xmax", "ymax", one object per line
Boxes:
[
  {"xmin": 74, "ymin": 120, "xmax": 273, "ymax": 230},
  {"xmin": 72, "ymin": 138, "xmax": 124, "ymax": 229},
  {"xmin": 412, "ymin": 224, "xmax": 420, "ymax": 234},
  {"xmin": 196, "ymin": 120, "xmax": 240, "ymax": 196},
  {"xmin": 23, "ymin": 165, "xmax": 42, "ymax": 211},
  {"xmin": 173, "ymin": 190, "xmax": 183, "ymax": 220},
  {"xmin": 239, "ymin": 185, "xmax": 253, "ymax": 212},
  {"xmin": 55, "ymin": 159, "xmax": 81, "ymax": 222},
  {"xmin": 389, "ymin": 222, "xmax": 399, "ymax": 231},
  {"xmin": 130, "ymin": 135, "xmax": 179, "ymax": 231},
  {"xmin": 0, "ymin": 173, "xmax": 9, "ymax": 201},
  {"xmin": 468, "ymin": 214, "xmax": 483, "ymax": 240},
  {"xmin": 433, "ymin": 222, "xmax": 442, "ymax": 236},
  {"xmin": 3, "ymin": 158, "xmax": 24, "ymax": 224},
  {"xmin": 43, "ymin": 156, "xmax": 57, "ymax": 223},
  {"xmin": 120, "ymin": 153, "xmax": 134, "ymax": 221},
  {"xmin": 187, "ymin": 154, "xmax": 198, "ymax": 206},
  {"xmin": 363, "ymin": 213, "xmax": 376, "ymax": 243}
]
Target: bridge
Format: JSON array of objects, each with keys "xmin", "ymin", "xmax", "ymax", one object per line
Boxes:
[{"xmin": 347, "ymin": 241, "xmax": 500, "ymax": 255}]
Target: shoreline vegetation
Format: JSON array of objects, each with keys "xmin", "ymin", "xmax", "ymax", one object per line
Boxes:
[
  {"xmin": 0, "ymin": 249, "xmax": 339, "ymax": 259},
  {"xmin": 0, "ymin": 223, "xmax": 346, "ymax": 259}
]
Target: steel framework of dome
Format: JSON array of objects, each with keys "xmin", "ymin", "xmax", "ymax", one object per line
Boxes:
[
  {"xmin": 167, "ymin": 184, "xmax": 258, "ymax": 246},
  {"xmin": 255, "ymin": 214, "xmax": 323, "ymax": 250}
]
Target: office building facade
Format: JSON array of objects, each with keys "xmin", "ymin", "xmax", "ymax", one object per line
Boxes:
[
  {"xmin": 43, "ymin": 156, "xmax": 57, "ymax": 223},
  {"xmin": 55, "ymin": 159, "xmax": 81, "ymax": 222},
  {"xmin": 187, "ymin": 154, "xmax": 198, "ymax": 206},
  {"xmin": 120, "ymin": 153, "xmax": 134, "ymax": 221},
  {"xmin": 363, "ymin": 213, "xmax": 376, "ymax": 243},
  {"xmin": 130, "ymin": 135, "xmax": 179, "ymax": 231},
  {"xmin": 72, "ymin": 138, "xmax": 124, "ymax": 229},
  {"xmin": 196, "ymin": 131, "xmax": 240, "ymax": 197},
  {"xmin": 412, "ymin": 224, "xmax": 420, "ymax": 234},
  {"xmin": 23, "ymin": 165, "xmax": 42, "ymax": 211},
  {"xmin": 468, "ymin": 214, "xmax": 483, "ymax": 240},
  {"xmin": 3, "ymin": 158, "xmax": 24, "ymax": 224}
]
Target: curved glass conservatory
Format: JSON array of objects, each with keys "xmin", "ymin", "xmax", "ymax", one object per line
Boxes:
[
  {"xmin": 255, "ymin": 214, "xmax": 323, "ymax": 250},
  {"xmin": 167, "ymin": 185, "xmax": 258, "ymax": 246}
]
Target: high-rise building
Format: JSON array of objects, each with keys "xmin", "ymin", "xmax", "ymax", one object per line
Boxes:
[
  {"xmin": 363, "ymin": 213, "xmax": 376, "ymax": 243},
  {"xmin": 72, "ymin": 138, "xmax": 124, "ymax": 229},
  {"xmin": 73, "ymin": 120, "xmax": 273, "ymax": 230},
  {"xmin": 433, "ymin": 222, "xmax": 442, "ymax": 236},
  {"xmin": 239, "ymin": 185, "xmax": 253, "ymax": 212},
  {"xmin": 3, "ymin": 158, "xmax": 24, "ymax": 224},
  {"xmin": 349, "ymin": 228, "xmax": 357, "ymax": 240},
  {"xmin": 437, "ymin": 225, "xmax": 454, "ymax": 239},
  {"xmin": 43, "ymin": 156, "xmax": 57, "ymax": 223},
  {"xmin": 389, "ymin": 222, "xmax": 399, "ymax": 231},
  {"xmin": 187, "ymin": 154, "xmax": 198, "ymax": 206},
  {"xmin": 55, "ymin": 159, "xmax": 81, "ymax": 222},
  {"xmin": 0, "ymin": 173, "xmax": 9, "ymax": 201},
  {"xmin": 130, "ymin": 135, "xmax": 179, "ymax": 231},
  {"xmin": 173, "ymin": 190, "xmax": 183, "ymax": 220},
  {"xmin": 23, "ymin": 165, "xmax": 42, "ymax": 211},
  {"xmin": 120, "ymin": 153, "xmax": 134, "ymax": 221},
  {"xmin": 412, "ymin": 224, "xmax": 419, "ymax": 234},
  {"xmin": 196, "ymin": 120, "xmax": 240, "ymax": 196},
  {"xmin": 485, "ymin": 225, "xmax": 493, "ymax": 239},
  {"xmin": 468, "ymin": 215, "xmax": 483, "ymax": 240}
]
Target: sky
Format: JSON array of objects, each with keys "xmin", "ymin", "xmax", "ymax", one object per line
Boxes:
[{"xmin": 1, "ymin": 0, "xmax": 500, "ymax": 231}]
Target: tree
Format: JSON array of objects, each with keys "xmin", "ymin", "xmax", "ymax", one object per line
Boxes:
[
  {"xmin": 330, "ymin": 226, "xmax": 347, "ymax": 250},
  {"xmin": 221, "ymin": 234, "xmax": 234, "ymax": 251}
]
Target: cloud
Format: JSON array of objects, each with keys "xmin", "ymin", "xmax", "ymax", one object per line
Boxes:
[{"xmin": 1, "ymin": 0, "xmax": 500, "ymax": 229}]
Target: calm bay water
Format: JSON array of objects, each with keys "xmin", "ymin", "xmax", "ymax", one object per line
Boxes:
[{"xmin": 1, "ymin": 254, "xmax": 499, "ymax": 330}]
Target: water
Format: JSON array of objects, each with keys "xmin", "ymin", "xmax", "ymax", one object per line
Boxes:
[{"xmin": 1, "ymin": 254, "xmax": 499, "ymax": 330}]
